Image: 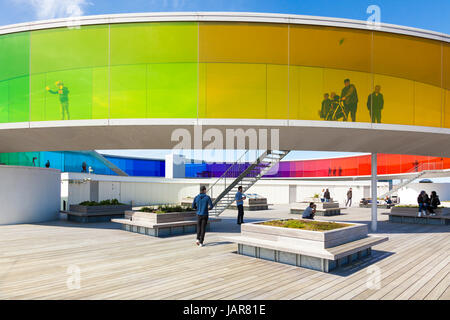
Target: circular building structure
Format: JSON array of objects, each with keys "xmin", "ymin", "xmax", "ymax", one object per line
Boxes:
[{"xmin": 0, "ymin": 12, "xmax": 448, "ymax": 156}]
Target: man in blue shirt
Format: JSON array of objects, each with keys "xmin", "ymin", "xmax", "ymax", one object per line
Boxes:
[
  {"xmin": 192, "ymin": 186, "xmax": 213, "ymax": 247},
  {"xmin": 302, "ymin": 202, "xmax": 316, "ymax": 220},
  {"xmin": 235, "ymin": 186, "xmax": 247, "ymax": 225}
]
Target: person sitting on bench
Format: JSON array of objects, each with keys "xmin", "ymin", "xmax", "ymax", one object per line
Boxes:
[{"xmin": 428, "ymin": 191, "xmax": 440, "ymax": 216}]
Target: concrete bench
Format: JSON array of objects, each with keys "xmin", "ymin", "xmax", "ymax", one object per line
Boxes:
[
  {"xmin": 112, "ymin": 217, "xmax": 220, "ymax": 237},
  {"xmin": 388, "ymin": 211, "xmax": 450, "ymax": 225}
]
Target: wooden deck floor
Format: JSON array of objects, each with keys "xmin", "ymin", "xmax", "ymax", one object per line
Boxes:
[{"xmin": 0, "ymin": 205, "xmax": 448, "ymax": 300}]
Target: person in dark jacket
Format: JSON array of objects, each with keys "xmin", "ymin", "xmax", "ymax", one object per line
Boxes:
[
  {"xmin": 192, "ymin": 186, "xmax": 213, "ymax": 247},
  {"xmin": 341, "ymin": 79, "xmax": 358, "ymax": 122},
  {"xmin": 367, "ymin": 85, "xmax": 384, "ymax": 123},
  {"xmin": 417, "ymin": 191, "xmax": 428, "ymax": 217},
  {"xmin": 320, "ymin": 93, "xmax": 332, "ymax": 120},
  {"xmin": 346, "ymin": 188, "xmax": 352, "ymax": 207},
  {"xmin": 428, "ymin": 191, "xmax": 441, "ymax": 215},
  {"xmin": 324, "ymin": 189, "xmax": 331, "ymax": 202},
  {"xmin": 235, "ymin": 186, "xmax": 247, "ymax": 225}
]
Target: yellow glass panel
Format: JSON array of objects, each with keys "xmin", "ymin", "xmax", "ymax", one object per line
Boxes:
[
  {"xmin": 374, "ymin": 32, "xmax": 441, "ymax": 88},
  {"xmin": 267, "ymin": 65, "xmax": 288, "ymax": 119},
  {"xmin": 199, "ymin": 63, "xmax": 266, "ymax": 119},
  {"xmin": 444, "ymin": 89, "xmax": 450, "ymax": 128},
  {"xmin": 199, "ymin": 22, "xmax": 288, "ymax": 65},
  {"xmin": 298, "ymin": 66, "xmax": 324, "ymax": 120},
  {"xmin": 444, "ymin": 44, "xmax": 449, "ymax": 91},
  {"xmin": 198, "ymin": 63, "xmax": 207, "ymax": 118},
  {"xmin": 323, "ymin": 69, "xmax": 372, "ymax": 123},
  {"xmin": 288, "ymin": 66, "xmax": 300, "ymax": 120},
  {"xmin": 373, "ymin": 74, "xmax": 414, "ymax": 126},
  {"xmin": 92, "ymin": 67, "xmax": 109, "ymax": 119},
  {"xmin": 414, "ymin": 82, "xmax": 442, "ymax": 127},
  {"xmin": 290, "ymin": 25, "xmax": 371, "ymax": 72}
]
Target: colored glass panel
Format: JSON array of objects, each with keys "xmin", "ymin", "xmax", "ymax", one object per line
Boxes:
[
  {"xmin": 30, "ymin": 25, "xmax": 109, "ymax": 121},
  {"xmin": 199, "ymin": 63, "xmax": 266, "ymax": 119},
  {"xmin": 0, "ymin": 32, "xmax": 30, "ymax": 123},
  {"xmin": 110, "ymin": 64, "xmax": 147, "ymax": 118},
  {"xmin": 290, "ymin": 25, "xmax": 371, "ymax": 72},
  {"xmin": 414, "ymin": 82, "xmax": 442, "ymax": 127},
  {"xmin": 111, "ymin": 22, "xmax": 197, "ymax": 65},
  {"xmin": 372, "ymin": 74, "xmax": 414, "ymax": 126},
  {"xmin": 147, "ymin": 63, "xmax": 197, "ymax": 118},
  {"xmin": 199, "ymin": 22, "xmax": 288, "ymax": 65}
]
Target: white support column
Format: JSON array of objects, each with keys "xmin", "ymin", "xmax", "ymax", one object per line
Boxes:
[{"xmin": 371, "ymin": 153, "xmax": 378, "ymax": 232}]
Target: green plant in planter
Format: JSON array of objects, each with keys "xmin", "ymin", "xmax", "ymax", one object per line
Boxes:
[
  {"xmin": 78, "ymin": 199, "xmax": 125, "ymax": 206},
  {"xmin": 261, "ymin": 219, "xmax": 350, "ymax": 231},
  {"xmin": 313, "ymin": 194, "xmax": 320, "ymax": 199},
  {"xmin": 139, "ymin": 204, "xmax": 195, "ymax": 213}
]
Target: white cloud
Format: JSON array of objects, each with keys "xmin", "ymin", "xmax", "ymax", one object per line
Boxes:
[{"xmin": 12, "ymin": 0, "xmax": 89, "ymax": 20}]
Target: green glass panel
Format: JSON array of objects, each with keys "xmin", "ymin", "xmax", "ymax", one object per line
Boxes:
[
  {"xmin": 31, "ymin": 26, "xmax": 108, "ymax": 74},
  {"xmin": 147, "ymin": 63, "xmax": 197, "ymax": 118},
  {"xmin": 0, "ymin": 32, "xmax": 30, "ymax": 123},
  {"xmin": 30, "ymin": 25, "xmax": 108, "ymax": 121},
  {"xmin": 110, "ymin": 22, "xmax": 197, "ymax": 65},
  {"xmin": 110, "ymin": 64, "xmax": 147, "ymax": 118},
  {"xmin": 0, "ymin": 32, "xmax": 29, "ymax": 81},
  {"xmin": 92, "ymin": 67, "xmax": 109, "ymax": 119},
  {"xmin": 0, "ymin": 82, "xmax": 8, "ymax": 122},
  {"xmin": 9, "ymin": 76, "xmax": 30, "ymax": 122}
]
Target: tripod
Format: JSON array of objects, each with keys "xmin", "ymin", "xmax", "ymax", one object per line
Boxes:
[{"xmin": 325, "ymin": 100, "xmax": 348, "ymax": 121}]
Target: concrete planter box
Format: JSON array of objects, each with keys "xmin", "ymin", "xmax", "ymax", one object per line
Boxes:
[
  {"xmin": 241, "ymin": 220, "xmax": 367, "ymax": 250},
  {"xmin": 67, "ymin": 204, "xmax": 132, "ymax": 222},
  {"xmin": 181, "ymin": 197, "xmax": 216, "ymax": 207},
  {"xmin": 290, "ymin": 202, "xmax": 341, "ymax": 216},
  {"xmin": 230, "ymin": 198, "xmax": 270, "ymax": 211},
  {"xmin": 114, "ymin": 210, "xmax": 219, "ymax": 238},
  {"xmin": 224, "ymin": 219, "xmax": 388, "ymax": 272},
  {"xmin": 125, "ymin": 211, "xmax": 196, "ymax": 224},
  {"xmin": 70, "ymin": 204, "xmax": 132, "ymax": 213}
]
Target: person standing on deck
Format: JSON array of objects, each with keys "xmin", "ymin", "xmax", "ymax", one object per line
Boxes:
[
  {"xmin": 192, "ymin": 186, "xmax": 213, "ymax": 247},
  {"xmin": 235, "ymin": 186, "xmax": 247, "ymax": 225}
]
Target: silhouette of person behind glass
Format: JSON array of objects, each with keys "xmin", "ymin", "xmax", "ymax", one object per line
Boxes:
[{"xmin": 46, "ymin": 81, "xmax": 70, "ymax": 120}]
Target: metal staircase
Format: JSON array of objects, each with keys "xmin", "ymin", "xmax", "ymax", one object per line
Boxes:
[
  {"xmin": 83, "ymin": 151, "xmax": 129, "ymax": 176},
  {"xmin": 379, "ymin": 162, "xmax": 442, "ymax": 199},
  {"xmin": 208, "ymin": 150, "xmax": 290, "ymax": 216}
]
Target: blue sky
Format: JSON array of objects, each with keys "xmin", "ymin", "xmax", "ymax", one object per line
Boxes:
[
  {"xmin": 2, "ymin": 0, "xmax": 448, "ymax": 161},
  {"xmin": 1, "ymin": 0, "xmax": 449, "ymax": 33}
]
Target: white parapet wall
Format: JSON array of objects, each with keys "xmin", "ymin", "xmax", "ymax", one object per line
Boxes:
[
  {"xmin": 397, "ymin": 183, "xmax": 450, "ymax": 205},
  {"xmin": 61, "ymin": 173, "xmax": 389, "ymax": 208},
  {"xmin": 0, "ymin": 165, "xmax": 61, "ymax": 225}
]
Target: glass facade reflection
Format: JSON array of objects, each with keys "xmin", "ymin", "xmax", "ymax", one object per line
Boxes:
[{"xmin": 0, "ymin": 21, "xmax": 447, "ymax": 128}]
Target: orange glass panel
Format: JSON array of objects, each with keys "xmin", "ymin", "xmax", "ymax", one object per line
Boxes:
[
  {"xmin": 199, "ymin": 22, "xmax": 288, "ymax": 65},
  {"xmin": 373, "ymin": 32, "xmax": 441, "ymax": 88},
  {"xmin": 290, "ymin": 25, "xmax": 371, "ymax": 72}
]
